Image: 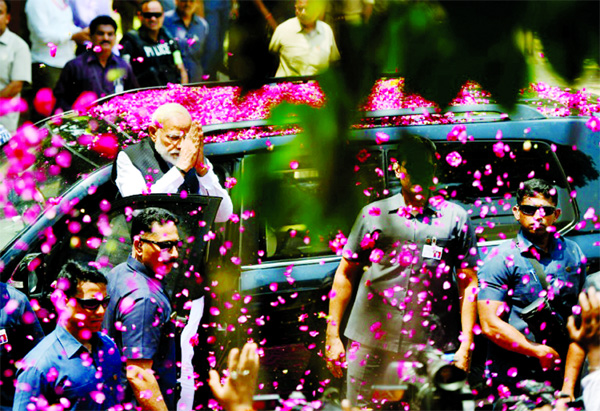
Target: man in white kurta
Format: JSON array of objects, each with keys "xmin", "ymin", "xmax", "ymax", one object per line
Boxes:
[{"xmin": 269, "ymin": 0, "xmax": 339, "ymax": 77}]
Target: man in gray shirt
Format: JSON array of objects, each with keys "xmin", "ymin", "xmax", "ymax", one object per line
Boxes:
[{"xmin": 325, "ymin": 135, "xmax": 479, "ymax": 407}]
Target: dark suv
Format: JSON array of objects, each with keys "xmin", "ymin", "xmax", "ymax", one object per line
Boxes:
[{"xmin": 1, "ymin": 78, "xmax": 598, "ymax": 402}]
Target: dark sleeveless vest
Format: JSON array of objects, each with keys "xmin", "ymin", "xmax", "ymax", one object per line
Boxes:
[{"xmin": 112, "ymin": 139, "xmax": 200, "ymax": 194}]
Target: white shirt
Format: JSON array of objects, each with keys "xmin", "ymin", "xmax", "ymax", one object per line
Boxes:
[
  {"xmin": 25, "ymin": 0, "xmax": 80, "ymax": 68},
  {"xmin": 115, "ymin": 151, "xmax": 233, "ymax": 223},
  {"xmin": 269, "ymin": 17, "xmax": 340, "ymax": 77},
  {"xmin": 0, "ymin": 29, "xmax": 31, "ymax": 133},
  {"xmin": 582, "ymin": 370, "xmax": 600, "ymax": 411}
]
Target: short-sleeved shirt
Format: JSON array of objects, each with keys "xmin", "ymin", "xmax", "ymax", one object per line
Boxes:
[
  {"xmin": 102, "ymin": 256, "xmax": 177, "ymax": 409},
  {"xmin": 164, "ymin": 10, "xmax": 209, "ymax": 83},
  {"xmin": 0, "ymin": 28, "xmax": 32, "ymax": 133},
  {"xmin": 269, "ymin": 17, "xmax": 340, "ymax": 77},
  {"xmin": 13, "ymin": 326, "xmax": 122, "ymax": 411},
  {"xmin": 54, "ymin": 50, "xmax": 139, "ymax": 111},
  {"xmin": 478, "ymin": 230, "xmax": 586, "ymax": 385},
  {"xmin": 120, "ymin": 27, "xmax": 182, "ymax": 87},
  {"xmin": 1, "ymin": 283, "xmax": 44, "ymax": 410},
  {"xmin": 343, "ymin": 192, "xmax": 479, "ymax": 352}
]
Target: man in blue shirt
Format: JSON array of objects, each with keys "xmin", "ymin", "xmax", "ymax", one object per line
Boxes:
[
  {"xmin": 102, "ymin": 207, "xmax": 180, "ymax": 411},
  {"xmin": 54, "ymin": 15, "xmax": 138, "ymax": 112},
  {"xmin": 478, "ymin": 178, "xmax": 586, "ymax": 400},
  {"xmin": 164, "ymin": 0, "xmax": 209, "ymax": 83},
  {"xmin": 1, "ymin": 282, "xmax": 44, "ymax": 411},
  {"xmin": 13, "ymin": 261, "xmax": 122, "ymax": 411}
]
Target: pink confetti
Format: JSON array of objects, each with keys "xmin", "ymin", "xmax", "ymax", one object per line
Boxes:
[
  {"xmin": 445, "ymin": 151, "xmax": 462, "ymax": 167},
  {"xmin": 375, "ymin": 132, "xmax": 390, "ymax": 144},
  {"xmin": 33, "ymin": 88, "xmax": 56, "ymax": 117}
]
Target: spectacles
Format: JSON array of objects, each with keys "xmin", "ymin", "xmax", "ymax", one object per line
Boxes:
[
  {"xmin": 518, "ymin": 205, "xmax": 556, "ymax": 216},
  {"xmin": 76, "ymin": 296, "xmax": 110, "ymax": 311},
  {"xmin": 140, "ymin": 238, "xmax": 180, "ymax": 250},
  {"xmin": 141, "ymin": 12, "xmax": 163, "ymax": 19}
]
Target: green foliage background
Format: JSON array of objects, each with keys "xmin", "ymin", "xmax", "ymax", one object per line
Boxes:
[{"xmin": 237, "ymin": 0, "xmax": 599, "ymax": 240}]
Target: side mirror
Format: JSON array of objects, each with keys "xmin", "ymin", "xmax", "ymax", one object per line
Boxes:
[{"xmin": 10, "ymin": 253, "xmax": 44, "ymax": 299}]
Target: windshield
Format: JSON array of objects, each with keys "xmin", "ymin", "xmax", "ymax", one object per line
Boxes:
[{"xmin": 0, "ymin": 114, "xmax": 125, "ymax": 248}]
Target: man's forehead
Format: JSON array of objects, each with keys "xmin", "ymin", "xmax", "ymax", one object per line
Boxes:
[
  {"xmin": 521, "ymin": 193, "xmax": 555, "ymax": 204},
  {"xmin": 95, "ymin": 24, "xmax": 115, "ymax": 34},
  {"xmin": 150, "ymin": 220, "xmax": 179, "ymax": 233},
  {"xmin": 143, "ymin": 1, "xmax": 163, "ymax": 12}
]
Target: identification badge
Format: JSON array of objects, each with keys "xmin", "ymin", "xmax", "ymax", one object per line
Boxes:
[
  {"xmin": 0, "ymin": 329, "xmax": 8, "ymax": 345},
  {"xmin": 422, "ymin": 237, "xmax": 443, "ymax": 260}
]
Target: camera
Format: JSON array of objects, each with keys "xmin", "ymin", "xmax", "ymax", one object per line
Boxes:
[
  {"xmin": 519, "ymin": 296, "xmax": 570, "ymax": 359},
  {"xmin": 371, "ymin": 347, "xmax": 474, "ymax": 410}
]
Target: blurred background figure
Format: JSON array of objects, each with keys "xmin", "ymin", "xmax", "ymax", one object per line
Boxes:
[
  {"xmin": 67, "ymin": 0, "xmax": 112, "ymax": 55},
  {"xmin": 228, "ymin": 0, "xmax": 293, "ymax": 85},
  {"xmin": 0, "ymin": 0, "xmax": 31, "ymax": 134},
  {"xmin": 164, "ymin": 0, "xmax": 208, "ymax": 83},
  {"xmin": 25, "ymin": 0, "xmax": 90, "ymax": 121},
  {"xmin": 269, "ymin": 0, "xmax": 339, "ymax": 77},
  {"xmin": 120, "ymin": 0, "xmax": 188, "ymax": 87},
  {"xmin": 54, "ymin": 15, "xmax": 138, "ymax": 112},
  {"xmin": 201, "ymin": 0, "xmax": 233, "ymax": 79}
]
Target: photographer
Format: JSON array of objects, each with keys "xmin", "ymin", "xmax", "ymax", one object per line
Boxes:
[{"xmin": 478, "ymin": 179, "xmax": 586, "ymax": 401}]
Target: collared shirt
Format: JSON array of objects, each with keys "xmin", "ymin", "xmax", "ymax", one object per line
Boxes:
[
  {"xmin": 25, "ymin": 0, "xmax": 80, "ymax": 67},
  {"xmin": 67, "ymin": 0, "xmax": 113, "ymax": 28},
  {"xmin": 269, "ymin": 17, "xmax": 340, "ymax": 77},
  {"xmin": 0, "ymin": 28, "xmax": 32, "ymax": 133},
  {"xmin": 102, "ymin": 256, "xmax": 178, "ymax": 409},
  {"xmin": 164, "ymin": 10, "xmax": 209, "ymax": 83},
  {"xmin": 54, "ymin": 50, "xmax": 139, "ymax": 111},
  {"xmin": 114, "ymin": 140, "xmax": 233, "ymax": 223},
  {"xmin": 120, "ymin": 27, "xmax": 182, "ymax": 87},
  {"xmin": 342, "ymin": 192, "xmax": 479, "ymax": 352},
  {"xmin": 478, "ymin": 230, "xmax": 586, "ymax": 384},
  {"xmin": 1, "ymin": 283, "xmax": 44, "ymax": 410},
  {"xmin": 13, "ymin": 326, "xmax": 122, "ymax": 411}
]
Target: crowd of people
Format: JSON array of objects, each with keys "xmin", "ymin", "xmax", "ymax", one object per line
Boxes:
[{"xmin": 0, "ymin": 0, "xmax": 369, "ymax": 134}]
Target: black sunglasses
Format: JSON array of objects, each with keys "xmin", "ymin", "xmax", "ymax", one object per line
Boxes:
[
  {"xmin": 76, "ymin": 296, "xmax": 110, "ymax": 310},
  {"xmin": 142, "ymin": 12, "xmax": 163, "ymax": 19},
  {"xmin": 140, "ymin": 238, "xmax": 180, "ymax": 250},
  {"xmin": 518, "ymin": 205, "xmax": 556, "ymax": 216}
]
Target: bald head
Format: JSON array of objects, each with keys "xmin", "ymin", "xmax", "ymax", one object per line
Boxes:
[{"xmin": 152, "ymin": 103, "xmax": 192, "ymax": 126}]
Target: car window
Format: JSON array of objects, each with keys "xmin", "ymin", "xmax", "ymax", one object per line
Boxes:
[
  {"xmin": 0, "ymin": 115, "xmax": 127, "ymax": 249},
  {"xmin": 399, "ymin": 140, "xmax": 577, "ymax": 244},
  {"xmin": 240, "ymin": 149, "xmax": 386, "ymax": 265},
  {"xmin": 240, "ymin": 139, "xmax": 577, "ymax": 266}
]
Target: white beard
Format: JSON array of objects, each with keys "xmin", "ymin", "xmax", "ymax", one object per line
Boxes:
[{"xmin": 155, "ymin": 139, "xmax": 180, "ymax": 165}]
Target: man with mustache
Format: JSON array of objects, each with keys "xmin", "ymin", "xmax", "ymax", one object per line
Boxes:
[
  {"xmin": 113, "ymin": 102, "xmax": 233, "ymax": 222},
  {"xmin": 102, "ymin": 207, "xmax": 182, "ymax": 411},
  {"xmin": 13, "ymin": 261, "xmax": 121, "ymax": 411},
  {"xmin": 53, "ymin": 15, "xmax": 138, "ymax": 112},
  {"xmin": 478, "ymin": 178, "xmax": 586, "ymax": 402}
]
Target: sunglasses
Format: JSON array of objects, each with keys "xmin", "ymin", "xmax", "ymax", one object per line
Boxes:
[
  {"xmin": 141, "ymin": 12, "xmax": 163, "ymax": 19},
  {"xmin": 76, "ymin": 296, "xmax": 110, "ymax": 311},
  {"xmin": 140, "ymin": 238, "xmax": 180, "ymax": 250},
  {"xmin": 518, "ymin": 205, "xmax": 556, "ymax": 216}
]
